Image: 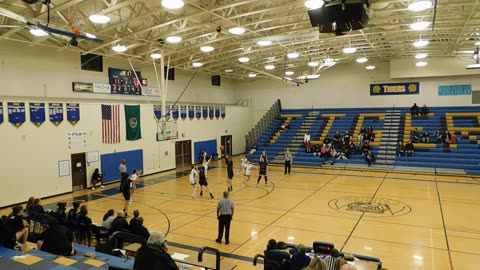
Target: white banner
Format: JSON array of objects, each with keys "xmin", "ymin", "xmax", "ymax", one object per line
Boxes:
[
  {"xmin": 241, "ymin": 32, "xmax": 319, "ymax": 47},
  {"xmin": 93, "ymin": 83, "xmax": 111, "ymax": 94},
  {"xmin": 143, "ymin": 87, "xmax": 161, "ymax": 97}
]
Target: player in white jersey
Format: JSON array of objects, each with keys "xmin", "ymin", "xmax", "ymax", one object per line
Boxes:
[
  {"xmin": 242, "ymin": 161, "xmax": 256, "ymax": 187},
  {"xmin": 202, "ymin": 152, "xmax": 213, "ymax": 177},
  {"xmin": 189, "ymin": 165, "xmax": 200, "ymax": 198},
  {"xmin": 238, "ymin": 155, "xmax": 248, "ymax": 175}
]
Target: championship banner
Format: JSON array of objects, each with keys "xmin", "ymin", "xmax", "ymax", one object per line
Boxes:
[
  {"xmin": 438, "ymin": 84, "xmax": 472, "ymax": 96},
  {"xmin": 215, "ymin": 106, "xmax": 220, "ymax": 119},
  {"xmin": 0, "ymin": 102, "xmax": 3, "ymax": 124},
  {"xmin": 202, "ymin": 105, "xmax": 208, "ymax": 119},
  {"xmin": 180, "ymin": 105, "xmax": 187, "ymax": 120},
  {"xmin": 154, "ymin": 105, "xmax": 161, "ymax": 120},
  {"xmin": 188, "ymin": 105, "xmax": 195, "ymax": 119},
  {"xmin": 196, "ymin": 106, "xmax": 202, "ymax": 119},
  {"xmin": 209, "ymin": 105, "xmax": 214, "ymax": 119},
  {"xmin": 67, "ymin": 103, "xmax": 80, "ymax": 125},
  {"xmin": 172, "ymin": 105, "xmax": 179, "ymax": 120},
  {"xmin": 221, "ymin": 106, "xmax": 226, "ymax": 119},
  {"xmin": 8, "ymin": 102, "xmax": 25, "ymax": 127},
  {"xmin": 49, "ymin": 103, "xmax": 64, "ymax": 126},
  {"xmin": 125, "ymin": 105, "xmax": 142, "ymax": 141},
  {"xmin": 370, "ymin": 82, "xmax": 419, "ymax": 96},
  {"xmin": 29, "ymin": 102, "xmax": 45, "ymax": 127},
  {"xmin": 165, "ymin": 105, "xmax": 171, "ymax": 120}
]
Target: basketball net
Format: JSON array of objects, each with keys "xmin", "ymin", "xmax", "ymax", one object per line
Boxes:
[{"xmin": 68, "ymin": 7, "xmax": 85, "ymax": 34}]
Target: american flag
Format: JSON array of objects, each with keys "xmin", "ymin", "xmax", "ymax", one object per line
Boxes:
[{"xmin": 102, "ymin": 104, "xmax": 120, "ymax": 144}]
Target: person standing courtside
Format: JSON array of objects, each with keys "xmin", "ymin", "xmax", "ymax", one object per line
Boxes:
[
  {"xmin": 225, "ymin": 156, "xmax": 234, "ymax": 192},
  {"xmin": 118, "ymin": 160, "xmax": 128, "ymax": 190},
  {"xmin": 215, "ymin": 191, "xmax": 234, "ymax": 245},
  {"xmin": 284, "ymin": 149, "xmax": 293, "ymax": 174}
]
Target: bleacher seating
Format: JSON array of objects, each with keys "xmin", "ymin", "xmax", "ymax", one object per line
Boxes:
[{"xmin": 247, "ymin": 106, "xmax": 480, "ymax": 175}]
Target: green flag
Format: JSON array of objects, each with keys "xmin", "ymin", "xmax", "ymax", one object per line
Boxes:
[{"xmin": 125, "ymin": 105, "xmax": 141, "ymax": 141}]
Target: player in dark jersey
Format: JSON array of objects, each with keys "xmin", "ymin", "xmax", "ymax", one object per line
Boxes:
[
  {"xmin": 225, "ymin": 156, "xmax": 234, "ymax": 192},
  {"xmin": 198, "ymin": 167, "xmax": 214, "ymax": 199},
  {"xmin": 256, "ymin": 156, "xmax": 269, "ymax": 187}
]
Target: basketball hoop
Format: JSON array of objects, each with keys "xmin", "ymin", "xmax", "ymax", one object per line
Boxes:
[{"xmin": 68, "ymin": 7, "xmax": 85, "ymax": 34}]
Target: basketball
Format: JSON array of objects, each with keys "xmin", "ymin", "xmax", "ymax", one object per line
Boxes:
[{"xmin": 220, "ymin": 145, "xmax": 225, "ymax": 151}]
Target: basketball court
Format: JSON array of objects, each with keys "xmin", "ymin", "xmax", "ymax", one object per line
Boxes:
[{"xmin": 2, "ymin": 156, "xmax": 479, "ymax": 270}]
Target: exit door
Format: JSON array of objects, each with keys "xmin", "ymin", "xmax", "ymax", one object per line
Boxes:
[
  {"xmin": 71, "ymin": 153, "xmax": 87, "ymax": 191},
  {"xmin": 175, "ymin": 140, "xmax": 192, "ymax": 169},
  {"xmin": 221, "ymin": 135, "xmax": 232, "ymax": 157}
]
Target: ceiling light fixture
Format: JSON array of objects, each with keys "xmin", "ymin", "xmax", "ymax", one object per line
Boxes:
[
  {"xmin": 257, "ymin": 40, "xmax": 272, "ymax": 46},
  {"xmin": 416, "ymin": 61, "xmax": 428, "ymax": 67},
  {"xmin": 192, "ymin": 62, "xmax": 203, "ymax": 67},
  {"xmin": 304, "ymin": 0, "xmax": 325, "ymax": 10},
  {"xmin": 224, "ymin": 69, "xmax": 234, "ymax": 73},
  {"xmin": 408, "ymin": 1, "xmax": 432, "ymax": 12},
  {"xmin": 248, "ymin": 73, "xmax": 257, "ymax": 78},
  {"xmin": 200, "ymin": 46, "xmax": 214, "ymax": 52},
  {"xmin": 85, "ymin": 33, "xmax": 96, "ymax": 39},
  {"xmin": 308, "ymin": 61, "xmax": 320, "ymax": 67},
  {"xmin": 410, "ymin": 21, "xmax": 430, "ymax": 30},
  {"xmin": 366, "ymin": 65, "xmax": 375, "ymax": 70},
  {"xmin": 415, "ymin": 53, "xmax": 428, "ymax": 59},
  {"xmin": 356, "ymin": 57, "xmax": 368, "ymax": 63},
  {"xmin": 89, "ymin": 14, "xmax": 110, "ymax": 24},
  {"xmin": 343, "ymin": 47, "xmax": 357, "ymax": 54},
  {"xmin": 29, "ymin": 28, "xmax": 48, "ymax": 37},
  {"xmin": 265, "ymin": 65, "xmax": 275, "ymax": 70},
  {"xmin": 413, "ymin": 39, "xmax": 429, "ymax": 47},
  {"xmin": 112, "ymin": 44, "xmax": 127, "ymax": 52},
  {"xmin": 324, "ymin": 58, "xmax": 336, "ymax": 66},
  {"xmin": 150, "ymin": 53, "xmax": 162, "ymax": 59},
  {"xmin": 287, "ymin": 52, "xmax": 300, "ymax": 59},
  {"xmin": 166, "ymin": 36, "xmax": 182, "ymax": 43},
  {"xmin": 161, "ymin": 0, "xmax": 185, "ymax": 9},
  {"xmin": 285, "ymin": 71, "xmax": 294, "ymax": 75},
  {"xmin": 238, "ymin": 57, "xmax": 250, "ymax": 63},
  {"xmin": 228, "ymin": 27, "xmax": 246, "ymax": 35},
  {"xmin": 475, "ymin": 41, "xmax": 480, "ymax": 46}
]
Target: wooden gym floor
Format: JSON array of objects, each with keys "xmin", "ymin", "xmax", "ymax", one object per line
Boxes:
[{"xmin": 2, "ymin": 156, "xmax": 480, "ymax": 270}]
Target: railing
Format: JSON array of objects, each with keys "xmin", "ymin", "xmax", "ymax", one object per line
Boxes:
[{"xmin": 245, "ymin": 99, "xmax": 281, "ymax": 152}]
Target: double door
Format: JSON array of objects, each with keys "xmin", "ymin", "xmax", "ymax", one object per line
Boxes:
[{"xmin": 175, "ymin": 140, "xmax": 192, "ymax": 169}]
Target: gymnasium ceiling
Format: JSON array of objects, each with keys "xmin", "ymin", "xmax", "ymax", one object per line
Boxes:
[{"xmin": 1, "ymin": 0, "xmax": 480, "ymax": 80}]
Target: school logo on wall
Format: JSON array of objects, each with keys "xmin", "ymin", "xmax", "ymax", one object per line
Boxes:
[
  {"xmin": 370, "ymin": 82, "xmax": 419, "ymax": 96},
  {"xmin": 328, "ymin": 196, "xmax": 411, "ymax": 217}
]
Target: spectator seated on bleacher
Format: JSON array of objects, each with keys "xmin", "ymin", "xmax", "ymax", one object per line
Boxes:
[
  {"xmin": 50, "ymin": 202, "xmax": 68, "ymax": 225},
  {"xmin": 249, "ymin": 144, "xmax": 257, "ymax": 155},
  {"xmin": 422, "ymin": 131, "xmax": 430, "ymax": 143},
  {"xmin": 420, "ymin": 104, "xmax": 429, "ymax": 117},
  {"xmin": 356, "ymin": 133, "xmax": 363, "ymax": 148},
  {"xmin": 445, "ymin": 131, "xmax": 453, "ymax": 144},
  {"xmin": 290, "ymin": 244, "xmax": 311, "ymax": 270},
  {"xmin": 365, "ymin": 150, "xmax": 375, "ymax": 167},
  {"xmin": 410, "ymin": 128, "xmax": 420, "ymax": 143},
  {"xmin": 110, "ymin": 210, "xmax": 130, "ymax": 233},
  {"xmin": 264, "ymin": 239, "xmax": 291, "ymax": 270},
  {"xmin": 405, "ymin": 141, "xmax": 415, "ymax": 157},
  {"xmin": 6, "ymin": 205, "xmax": 29, "ymax": 251},
  {"xmin": 323, "ymin": 137, "xmax": 332, "ymax": 147},
  {"xmin": 322, "ymin": 147, "xmax": 334, "ymax": 165},
  {"xmin": 348, "ymin": 141, "xmax": 356, "ymax": 155},
  {"xmin": 361, "ymin": 142, "xmax": 370, "ymax": 156},
  {"xmin": 336, "ymin": 147, "xmax": 349, "ymax": 160},
  {"xmin": 322, "ymin": 248, "xmax": 347, "ymax": 270},
  {"xmin": 411, "ymin": 103, "xmax": 419, "ymax": 118},
  {"xmin": 367, "ymin": 126, "xmax": 375, "ymax": 142},
  {"xmin": 306, "ymin": 140, "xmax": 313, "ymax": 153},
  {"xmin": 284, "ymin": 122, "xmax": 289, "ymax": 132},
  {"xmin": 305, "ymin": 256, "xmax": 327, "ymax": 270},
  {"xmin": 102, "ymin": 209, "xmax": 115, "ymax": 229},
  {"xmin": 0, "ymin": 215, "xmax": 16, "ymax": 249},
  {"xmin": 129, "ymin": 210, "xmax": 150, "ymax": 240},
  {"xmin": 134, "ymin": 231, "xmax": 178, "ymax": 270},
  {"xmin": 396, "ymin": 141, "xmax": 405, "ymax": 157},
  {"xmin": 434, "ymin": 130, "xmax": 443, "ymax": 143},
  {"xmin": 313, "ymin": 145, "xmax": 321, "ymax": 158},
  {"xmin": 304, "ymin": 132, "xmax": 311, "ymax": 144},
  {"xmin": 279, "ymin": 123, "xmax": 286, "ymax": 133},
  {"xmin": 333, "ymin": 131, "xmax": 342, "ymax": 148},
  {"xmin": 450, "ymin": 132, "xmax": 458, "ymax": 144},
  {"xmin": 67, "ymin": 202, "xmax": 80, "ymax": 223},
  {"xmin": 343, "ymin": 131, "xmax": 351, "ymax": 145},
  {"xmin": 36, "ymin": 218, "xmax": 75, "ymax": 256}
]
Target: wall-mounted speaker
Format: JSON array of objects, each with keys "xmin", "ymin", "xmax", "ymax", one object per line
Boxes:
[
  {"xmin": 80, "ymin": 53, "xmax": 103, "ymax": 72},
  {"xmin": 164, "ymin": 66, "xmax": 175, "ymax": 81},
  {"xmin": 212, "ymin": 75, "xmax": 221, "ymax": 86}
]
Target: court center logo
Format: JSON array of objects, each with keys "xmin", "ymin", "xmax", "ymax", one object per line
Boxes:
[{"xmin": 328, "ymin": 196, "xmax": 411, "ymax": 217}]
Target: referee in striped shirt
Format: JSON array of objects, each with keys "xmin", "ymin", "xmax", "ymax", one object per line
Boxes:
[{"xmin": 215, "ymin": 191, "xmax": 234, "ymax": 245}]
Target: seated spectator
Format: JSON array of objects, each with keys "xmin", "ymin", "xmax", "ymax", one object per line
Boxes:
[
  {"xmin": 356, "ymin": 133, "xmax": 363, "ymax": 147},
  {"xmin": 67, "ymin": 202, "xmax": 80, "ymax": 222},
  {"xmin": 405, "ymin": 140, "xmax": 415, "ymax": 157},
  {"xmin": 6, "ymin": 205, "xmax": 29, "ymax": 250},
  {"xmin": 102, "ymin": 209, "xmax": 115, "ymax": 229},
  {"xmin": 451, "ymin": 132, "xmax": 458, "ymax": 144},
  {"xmin": 249, "ymin": 144, "xmax": 257, "ymax": 155},
  {"xmin": 320, "ymin": 144, "xmax": 330, "ymax": 158},
  {"xmin": 422, "ymin": 131, "xmax": 430, "ymax": 143},
  {"xmin": 435, "ymin": 130, "xmax": 443, "ymax": 143},
  {"xmin": 279, "ymin": 123, "xmax": 286, "ymax": 133},
  {"xmin": 445, "ymin": 130, "xmax": 452, "ymax": 143},
  {"xmin": 284, "ymin": 122, "xmax": 289, "ymax": 132},
  {"xmin": 410, "ymin": 128, "xmax": 420, "ymax": 143},
  {"xmin": 305, "ymin": 256, "xmax": 327, "ymax": 270},
  {"xmin": 396, "ymin": 141, "xmax": 405, "ymax": 157},
  {"xmin": 322, "ymin": 148, "xmax": 334, "ymax": 165},
  {"xmin": 30, "ymin": 198, "xmax": 46, "ymax": 217},
  {"xmin": 129, "ymin": 210, "xmax": 150, "ymax": 240},
  {"xmin": 304, "ymin": 132, "xmax": 311, "ymax": 144},
  {"xmin": 24, "ymin": 196, "xmax": 35, "ymax": 218},
  {"xmin": 411, "ymin": 103, "xmax": 419, "ymax": 118},
  {"xmin": 133, "ymin": 231, "xmax": 179, "ymax": 270},
  {"xmin": 0, "ymin": 215, "xmax": 16, "ymax": 249},
  {"xmin": 420, "ymin": 104, "xmax": 429, "ymax": 117},
  {"xmin": 91, "ymin": 168, "xmax": 105, "ymax": 190},
  {"xmin": 37, "ymin": 219, "xmax": 74, "ymax": 256},
  {"xmin": 51, "ymin": 202, "xmax": 67, "ymax": 224},
  {"xmin": 110, "ymin": 210, "xmax": 130, "ymax": 233},
  {"xmin": 367, "ymin": 126, "xmax": 375, "ymax": 142},
  {"xmin": 365, "ymin": 150, "xmax": 375, "ymax": 167},
  {"xmin": 360, "ymin": 126, "xmax": 366, "ymax": 134},
  {"xmin": 306, "ymin": 140, "xmax": 313, "ymax": 153},
  {"xmin": 290, "ymin": 244, "xmax": 311, "ymax": 270},
  {"xmin": 76, "ymin": 205, "xmax": 92, "ymax": 226},
  {"xmin": 313, "ymin": 145, "xmax": 322, "ymax": 158},
  {"xmin": 362, "ymin": 142, "xmax": 370, "ymax": 156},
  {"xmin": 348, "ymin": 140, "xmax": 356, "ymax": 155},
  {"xmin": 323, "ymin": 137, "xmax": 332, "ymax": 147},
  {"xmin": 330, "ymin": 147, "xmax": 338, "ymax": 159},
  {"xmin": 343, "ymin": 131, "xmax": 351, "ymax": 145},
  {"xmin": 264, "ymin": 239, "xmax": 291, "ymax": 270},
  {"xmin": 341, "ymin": 145, "xmax": 351, "ymax": 159},
  {"xmin": 323, "ymin": 248, "xmax": 341, "ymax": 270},
  {"xmin": 333, "ymin": 131, "xmax": 342, "ymax": 148}
]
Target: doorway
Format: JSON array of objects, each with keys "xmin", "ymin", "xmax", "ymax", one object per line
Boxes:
[
  {"xmin": 221, "ymin": 135, "xmax": 232, "ymax": 157},
  {"xmin": 175, "ymin": 140, "xmax": 192, "ymax": 169},
  {"xmin": 71, "ymin": 153, "xmax": 87, "ymax": 191}
]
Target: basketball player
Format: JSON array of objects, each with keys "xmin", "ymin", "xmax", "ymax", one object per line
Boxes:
[
  {"xmin": 189, "ymin": 165, "xmax": 200, "ymax": 198},
  {"xmin": 129, "ymin": 169, "xmax": 140, "ymax": 203},
  {"xmin": 225, "ymin": 156, "xmax": 234, "ymax": 192},
  {"xmin": 198, "ymin": 167, "xmax": 214, "ymax": 199},
  {"xmin": 256, "ymin": 156, "xmax": 269, "ymax": 187},
  {"xmin": 202, "ymin": 152, "xmax": 213, "ymax": 177},
  {"xmin": 242, "ymin": 161, "xmax": 255, "ymax": 187},
  {"xmin": 238, "ymin": 155, "xmax": 248, "ymax": 175}
]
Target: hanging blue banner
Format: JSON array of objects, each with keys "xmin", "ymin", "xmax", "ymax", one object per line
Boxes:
[
  {"xmin": 172, "ymin": 105, "xmax": 179, "ymax": 120},
  {"xmin": 154, "ymin": 105, "xmax": 161, "ymax": 120},
  {"xmin": 202, "ymin": 105, "xmax": 208, "ymax": 119},
  {"xmin": 209, "ymin": 106, "xmax": 214, "ymax": 119},
  {"xmin": 66, "ymin": 103, "xmax": 80, "ymax": 125},
  {"xmin": 215, "ymin": 106, "xmax": 220, "ymax": 119},
  {"xmin": 438, "ymin": 84, "xmax": 472, "ymax": 96},
  {"xmin": 370, "ymin": 82, "xmax": 419, "ymax": 96},
  {"xmin": 180, "ymin": 105, "xmax": 187, "ymax": 120},
  {"xmin": 165, "ymin": 105, "xmax": 171, "ymax": 120},
  {"xmin": 29, "ymin": 102, "xmax": 45, "ymax": 127},
  {"xmin": 8, "ymin": 102, "xmax": 25, "ymax": 127},
  {"xmin": 221, "ymin": 106, "xmax": 226, "ymax": 119},
  {"xmin": 0, "ymin": 102, "xmax": 3, "ymax": 124},
  {"xmin": 49, "ymin": 103, "xmax": 64, "ymax": 126},
  {"xmin": 188, "ymin": 105, "xmax": 195, "ymax": 119},
  {"xmin": 195, "ymin": 106, "xmax": 201, "ymax": 119}
]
